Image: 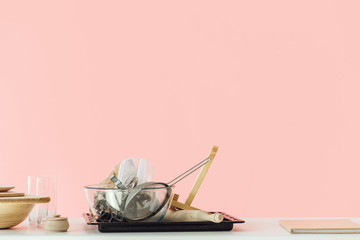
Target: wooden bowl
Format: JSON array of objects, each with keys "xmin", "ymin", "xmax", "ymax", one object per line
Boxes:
[
  {"xmin": 0, "ymin": 185, "xmax": 15, "ymax": 192},
  {"xmin": 0, "ymin": 195, "xmax": 50, "ymax": 229}
]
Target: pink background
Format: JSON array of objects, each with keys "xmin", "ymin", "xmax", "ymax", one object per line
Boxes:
[{"xmin": 1, "ymin": 0, "xmax": 360, "ymax": 217}]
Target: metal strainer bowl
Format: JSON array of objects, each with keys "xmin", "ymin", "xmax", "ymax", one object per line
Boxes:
[{"xmin": 84, "ymin": 184, "xmax": 173, "ymax": 222}]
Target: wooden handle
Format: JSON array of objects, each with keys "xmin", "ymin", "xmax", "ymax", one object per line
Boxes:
[{"xmin": 185, "ymin": 145, "xmax": 218, "ymax": 205}]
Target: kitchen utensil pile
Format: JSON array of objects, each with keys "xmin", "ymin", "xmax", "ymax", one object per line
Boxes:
[
  {"xmin": 92, "ymin": 157, "xmax": 210, "ymax": 222},
  {"xmin": 87, "ymin": 145, "xmax": 221, "ymax": 223}
]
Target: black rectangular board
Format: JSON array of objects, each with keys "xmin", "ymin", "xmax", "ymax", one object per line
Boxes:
[{"xmin": 83, "ymin": 212, "xmax": 245, "ymax": 232}]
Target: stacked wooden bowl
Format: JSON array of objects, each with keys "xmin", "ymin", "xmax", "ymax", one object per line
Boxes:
[{"xmin": 0, "ymin": 185, "xmax": 50, "ymax": 229}]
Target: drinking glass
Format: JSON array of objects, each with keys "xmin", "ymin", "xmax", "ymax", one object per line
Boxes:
[{"xmin": 27, "ymin": 176, "xmax": 57, "ymax": 226}]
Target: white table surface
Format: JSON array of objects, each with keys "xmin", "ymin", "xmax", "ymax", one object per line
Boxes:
[{"xmin": 1, "ymin": 218, "xmax": 360, "ymax": 240}]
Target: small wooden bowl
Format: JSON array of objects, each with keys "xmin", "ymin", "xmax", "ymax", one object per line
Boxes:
[
  {"xmin": 0, "ymin": 195, "xmax": 50, "ymax": 229},
  {"xmin": 45, "ymin": 215, "xmax": 69, "ymax": 232},
  {"xmin": 0, "ymin": 185, "xmax": 15, "ymax": 192}
]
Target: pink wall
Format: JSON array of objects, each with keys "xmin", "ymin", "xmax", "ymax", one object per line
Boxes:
[{"xmin": 1, "ymin": 0, "xmax": 360, "ymax": 217}]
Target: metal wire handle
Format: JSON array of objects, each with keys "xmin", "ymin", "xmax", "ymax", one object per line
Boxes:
[{"xmin": 167, "ymin": 157, "xmax": 211, "ymax": 186}]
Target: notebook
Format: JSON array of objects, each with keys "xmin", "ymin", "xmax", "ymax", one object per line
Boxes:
[{"xmin": 279, "ymin": 219, "xmax": 360, "ymax": 234}]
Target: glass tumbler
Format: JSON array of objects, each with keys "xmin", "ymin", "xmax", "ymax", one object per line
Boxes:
[{"xmin": 28, "ymin": 176, "xmax": 57, "ymax": 226}]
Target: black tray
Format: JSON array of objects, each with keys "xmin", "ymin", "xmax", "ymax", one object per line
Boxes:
[{"xmin": 83, "ymin": 212, "xmax": 244, "ymax": 232}]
